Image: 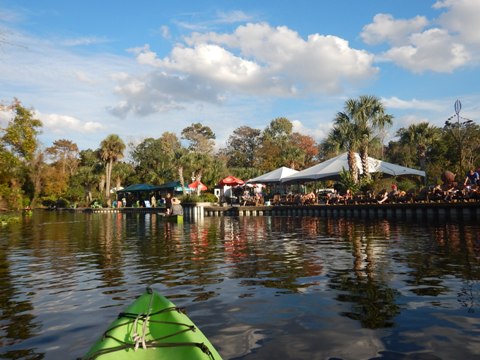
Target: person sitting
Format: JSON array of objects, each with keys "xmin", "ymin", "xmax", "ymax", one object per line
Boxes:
[
  {"xmin": 430, "ymin": 184, "xmax": 444, "ymax": 202},
  {"xmin": 464, "ymin": 169, "xmax": 479, "ymax": 187},
  {"xmin": 254, "ymin": 192, "xmax": 264, "ymax": 206},
  {"xmin": 342, "ymin": 189, "xmax": 353, "ymax": 204},
  {"xmin": 170, "ymin": 197, "xmax": 183, "ymax": 216},
  {"xmin": 442, "ymin": 182, "xmax": 458, "ymax": 202},
  {"xmin": 242, "ymin": 189, "xmax": 252, "ymax": 205},
  {"xmin": 326, "ymin": 190, "xmax": 339, "ymax": 205},
  {"xmin": 377, "ymin": 189, "xmax": 389, "ymax": 204},
  {"xmin": 389, "ymin": 183, "xmax": 400, "ymax": 202},
  {"xmin": 302, "ymin": 191, "xmax": 316, "ymax": 205}
]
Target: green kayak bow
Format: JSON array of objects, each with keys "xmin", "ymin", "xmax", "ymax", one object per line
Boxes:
[{"xmin": 83, "ymin": 288, "xmax": 222, "ymax": 359}]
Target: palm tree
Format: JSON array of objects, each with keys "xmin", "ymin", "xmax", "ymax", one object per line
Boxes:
[
  {"xmin": 396, "ymin": 122, "xmax": 440, "ymax": 171},
  {"xmin": 99, "ymin": 134, "xmax": 125, "ymax": 205},
  {"xmin": 328, "ymin": 112, "xmax": 361, "ymax": 183},
  {"xmin": 345, "ymin": 95, "xmax": 393, "ymax": 179},
  {"xmin": 326, "ymin": 96, "xmax": 393, "ymax": 183}
]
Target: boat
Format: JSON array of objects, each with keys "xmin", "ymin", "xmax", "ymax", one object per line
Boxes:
[
  {"xmin": 157, "ymin": 213, "xmax": 184, "ymax": 223},
  {"xmin": 165, "ymin": 214, "xmax": 183, "ymax": 223},
  {"xmin": 83, "ymin": 287, "xmax": 222, "ymax": 359}
]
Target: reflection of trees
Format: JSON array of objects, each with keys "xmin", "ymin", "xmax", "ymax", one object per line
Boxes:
[
  {"xmin": 97, "ymin": 214, "xmax": 126, "ymax": 290},
  {"xmin": 325, "ymin": 218, "xmax": 400, "ymax": 328},
  {"xmin": 324, "ymin": 218, "xmax": 480, "ymax": 328},
  {"xmin": 0, "ymin": 243, "xmax": 41, "ymax": 358},
  {"xmin": 223, "ymin": 217, "xmax": 324, "ymax": 294},
  {"xmin": 411, "ymin": 222, "xmax": 480, "ymax": 310}
]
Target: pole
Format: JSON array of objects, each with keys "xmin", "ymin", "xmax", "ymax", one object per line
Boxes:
[{"xmin": 454, "ymin": 99, "xmax": 463, "ymax": 176}]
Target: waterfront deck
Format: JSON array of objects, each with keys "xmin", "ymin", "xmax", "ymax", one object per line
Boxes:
[
  {"xmin": 71, "ymin": 201, "xmax": 480, "ymax": 221},
  {"xmin": 201, "ymin": 201, "xmax": 480, "ymax": 221}
]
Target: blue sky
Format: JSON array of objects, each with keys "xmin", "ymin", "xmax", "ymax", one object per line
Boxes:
[{"xmin": 0, "ymin": 0, "xmax": 479, "ymax": 151}]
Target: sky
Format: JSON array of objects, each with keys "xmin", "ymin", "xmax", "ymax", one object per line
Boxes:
[{"xmin": 0, "ymin": 0, "xmax": 479, "ymax": 152}]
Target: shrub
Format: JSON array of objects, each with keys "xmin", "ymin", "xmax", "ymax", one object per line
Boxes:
[
  {"xmin": 199, "ymin": 192, "xmax": 218, "ymax": 203},
  {"xmin": 0, "ymin": 184, "xmax": 24, "ymax": 211},
  {"xmin": 56, "ymin": 198, "xmax": 69, "ymax": 208},
  {"xmin": 180, "ymin": 192, "xmax": 217, "ymax": 204},
  {"xmin": 90, "ymin": 200, "xmax": 103, "ymax": 208}
]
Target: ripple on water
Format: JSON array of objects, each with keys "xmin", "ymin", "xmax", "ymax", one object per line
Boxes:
[{"xmin": 1, "ymin": 214, "xmax": 480, "ymax": 359}]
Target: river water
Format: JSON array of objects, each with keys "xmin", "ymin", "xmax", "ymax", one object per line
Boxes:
[{"xmin": 0, "ymin": 210, "xmax": 479, "ymax": 359}]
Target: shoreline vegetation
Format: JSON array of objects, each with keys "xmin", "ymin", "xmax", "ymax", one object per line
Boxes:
[{"xmin": 0, "ymin": 97, "xmax": 478, "ymax": 212}]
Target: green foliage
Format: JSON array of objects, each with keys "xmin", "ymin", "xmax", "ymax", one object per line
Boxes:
[
  {"xmin": 1, "ymin": 96, "xmax": 478, "ymax": 211},
  {"xmin": 56, "ymin": 198, "xmax": 69, "ymax": 208},
  {"xmin": 222, "ymin": 126, "xmax": 261, "ymax": 168},
  {"xmin": 41, "ymin": 196, "xmax": 57, "ymax": 208},
  {"xmin": 90, "ymin": 200, "xmax": 103, "ymax": 208},
  {"xmin": 180, "ymin": 192, "xmax": 217, "ymax": 204},
  {"xmin": 40, "ymin": 196, "xmax": 71, "ymax": 208},
  {"xmin": 0, "ymin": 214, "xmax": 21, "ymax": 226},
  {"xmin": 199, "ymin": 192, "xmax": 218, "ymax": 202},
  {"xmin": 1, "ymin": 101, "xmax": 43, "ymax": 161},
  {"xmin": 180, "ymin": 194, "xmax": 200, "ymax": 204},
  {"xmin": 324, "ymin": 95, "xmax": 393, "ymax": 183},
  {"xmin": 131, "ymin": 136, "xmax": 178, "ymax": 183},
  {"xmin": 181, "ymin": 123, "xmax": 215, "ymax": 154},
  {"xmin": 338, "ymin": 170, "xmax": 360, "ymax": 193},
  {"xmin": 0, "ymin": 183, "xmax": 24, "ymax": 210}
]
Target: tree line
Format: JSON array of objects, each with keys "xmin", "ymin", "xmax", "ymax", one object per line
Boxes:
[{"xmin": 0, "ymin": 96, "xmax": 478, "ymax": 210}]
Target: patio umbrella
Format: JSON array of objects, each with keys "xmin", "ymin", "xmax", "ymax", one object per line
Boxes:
[
  {"xmin": 188, "ymin": 180, "xmax": 208, "ymax": 191},
  {"xmin": 218, "ymin": 175, "xmax": 244, "ymax": 186}
]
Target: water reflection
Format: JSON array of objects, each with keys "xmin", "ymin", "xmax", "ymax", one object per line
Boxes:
[{"xmin": 0, "ymin": 212, "xmax": 479, "ymax": 359}]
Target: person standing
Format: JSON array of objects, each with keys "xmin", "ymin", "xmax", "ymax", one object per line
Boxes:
[
  {"xmin": 165, "ymin": 193, "xmax": 173, "ymax": 214},
  {"xmin": 170, "ymin": 197, "xmax": 183, "ymax": 216}
]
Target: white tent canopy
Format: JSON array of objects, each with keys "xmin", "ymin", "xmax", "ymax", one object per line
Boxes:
[
  {"xmin": 247, "ymin": 166, "xmax": 299, "ymax": 184},
  {"xmin": 281, "ymin": 152, "xmax": 425, "ymax": 183}
]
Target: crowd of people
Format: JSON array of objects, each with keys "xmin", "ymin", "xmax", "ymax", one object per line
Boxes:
[
  {"xmin": 111, "ymin": 169, "xmax": 480, "ymax": 209},
  {"xmin": 257, "ymin": 168, "xmax": 480, "ymax": 206}
]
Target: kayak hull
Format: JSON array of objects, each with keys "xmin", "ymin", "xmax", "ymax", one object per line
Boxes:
[
  {"xmin": 83, "ymin": 288, "xmax": 221, "ymax": 359},
  {"xmin": 166, "ymin": 214, "xmax": 183, "ymax": 223}
]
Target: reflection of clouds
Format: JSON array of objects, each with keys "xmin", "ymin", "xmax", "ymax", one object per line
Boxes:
[
  {"xmin": 214, "ymin": 320, "xmax": 383, "ymax": 359},
  {"xmin": 393, "ymin": 313, "xmax": 480, "ymax": 359},
  {"xmin": 211, "ymin": 324, "xmax": 266, "ymax": 359}
]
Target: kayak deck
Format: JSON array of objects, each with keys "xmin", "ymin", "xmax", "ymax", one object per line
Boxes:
[{"xmin": 83, "ymin": 288, "xmax": 222, "ymax": 359}]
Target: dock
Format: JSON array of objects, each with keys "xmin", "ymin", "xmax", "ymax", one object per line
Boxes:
[{"xmin": 72, "ymin": 201, "xmax": 480, "ymax": 221}]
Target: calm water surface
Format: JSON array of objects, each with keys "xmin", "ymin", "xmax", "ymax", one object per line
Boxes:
[{"xmin": 1, "ymin": 211, "xmax": 479, "ymax": 359}]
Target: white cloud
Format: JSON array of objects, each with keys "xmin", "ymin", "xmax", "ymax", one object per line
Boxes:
[
  {"xmin": 361, "ymin": 1, "xmax": 480, "ymax": 73},
  {"xmin": 172, "ymin": 9, "xmax": 256, "ymax": 32},
  {"xmin": 215, "ymin": 10, "xmax": 254, "ymax": 24},
  {"xmin": 0, "ymin": 8, "xmax": 25, "ymax": 23},
  {"xmin": 0, "ymin": 109, "xmax": 12, "ymax": 128},
  {"xmin": 384, "ymin": 28, "xmax": 471, "ymax": 73},
  {"xmin": 61, "ymin": 36, "xmax": 109, "ymax": 47},
  {"xmin": 382, "ymin": 97, "xmax": 444, "ymax": 112},
  {"xmin": 112, "ymin": 23, "xmax": 378, "ymax": 118},
  {"xmin": 434, "ymin": 0, "xmax": 480, "ymax": 45},
  {"xmin": 292, "ymin": 119, "xmax": 332, "ymax": 142},
  {"xmin": 160, "ymin": 25, "xmax": 171, "ymax": 39},
  {"xmin": 392, "ymin": 114, "xmax": 434, "ymax": 135},
  {"xmin": 361, "ymin": 13, "xmax": 428, "ymax": 46},
  {"xmin": 37, "ymin": 112, "xmax": 105, "ymax": 134}
]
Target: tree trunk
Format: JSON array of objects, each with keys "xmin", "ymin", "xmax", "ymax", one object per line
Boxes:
[
  {"xmin": 360, "ymin": 148, "xmax": 370, "ymax": 180},
  {"xmin": 29, "ymin": 152, "xmax": 44, "ymax": 208},
  {"xmin": 178, "ymin": 166, "xmax": 185, "ymax": 195},
  {"xmin": 347, "ymin": 150, "xmax": 359, "ymax": 184},
  {"xmin": 195, "ymin": 171, "xmax": 203, "ymax": 196},
  {"xmin": 105, "ymin": 159, "xmax": 113, "ymax": 206}
]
